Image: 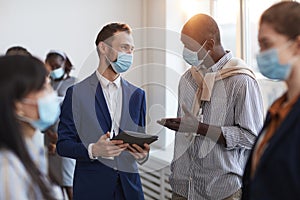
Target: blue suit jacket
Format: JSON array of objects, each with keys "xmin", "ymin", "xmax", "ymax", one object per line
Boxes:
[
  {"xmin": 242, "ymin": 97, "xmax": 300, "ymax": 200},
  {"xmin": 57, "ymin": 72, "xmax": 146, "ymax": 200}
]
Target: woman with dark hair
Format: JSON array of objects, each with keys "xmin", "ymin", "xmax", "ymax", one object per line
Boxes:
[
  {"xmin": 242, "ymin": 1, "xmax": 300, "ymax": 199},
  {"xmin": 44, "ymin": 50, "xmax": 76, "ymax": 199},
  {"xmin": 0, "ymin": 55, "xmax": 60, "ymax": 199},
  {"xmin": 45, "ymin": 50, "xmax": 73, "ymax": 80}
]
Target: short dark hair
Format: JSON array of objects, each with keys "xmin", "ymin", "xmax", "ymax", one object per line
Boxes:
[
  {"xmin": 5, "ymin": 46, "xmax": 31, "ymax": 56},
  {"xmin": 95, "ymin": 23, "xmax": 132, "ymax": 46},
  {"xmin": 260, "ymin": 1, "xmax": 300, "ymax": 40}
]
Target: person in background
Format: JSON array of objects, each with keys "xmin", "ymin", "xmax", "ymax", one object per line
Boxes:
[
  {"xmin": 5, "ymin": 46, "xmax": 31, "ymax": 56},
  {"xmin": 242, "ymin": 2, "xmax": 300, "ymax": 199},
  {"xmin": 0, "ymin": 55, "xmax": 59, "ymax": 200},
  {"xmin": 44, "ymin": 50, "xmax": 76, "ymax": 200},
  {"xmin": 57, "ymin": 22, "xmax": 150, "ymax": 200},
  {"xmin": 158, "ymin": 14, "xmax": 264, "ymax": 199}
]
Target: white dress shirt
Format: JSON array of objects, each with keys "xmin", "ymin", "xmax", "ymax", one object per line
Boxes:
[
  {"xmin": 96, "ymin": 70, "xmax": 122, "ymax": 138},
  {"xmin": 88, "ymin": 71, "xmax": 123, "ymax": 160}
]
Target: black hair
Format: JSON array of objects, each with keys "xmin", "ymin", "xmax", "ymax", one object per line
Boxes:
[
  {"xmin": 0, "ymin": 55, "xmax": 55, "ymax": 199},
  {"xmin": 5, "ymin": 46, "xmax": 31, "ymax": 56}
]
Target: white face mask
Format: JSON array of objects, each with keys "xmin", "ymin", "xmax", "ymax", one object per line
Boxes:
[{"xmin": 182, "ymin": 41, "xmax": 209, "ymax": 66}]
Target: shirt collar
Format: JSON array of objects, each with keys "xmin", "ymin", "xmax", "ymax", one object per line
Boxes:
[
  {"xmin": 269, "ymin": 93, "xmax": 299, "ymax": 119},
  {"xmin": 96, "ymin": 70, "xmax": 121, "ymax": 88},
  {"xmin": 209, "ymin": 50, "xmax": 233, "ymax": 72}
]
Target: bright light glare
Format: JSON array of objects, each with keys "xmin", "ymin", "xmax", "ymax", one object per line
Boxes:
[
  {"xmin": 214, "ymin": 0, "xmax": 238, "ymax": 24},
  {"xmin": 180, "ymin": 0, "xmax": 205, "ymax": 19}
]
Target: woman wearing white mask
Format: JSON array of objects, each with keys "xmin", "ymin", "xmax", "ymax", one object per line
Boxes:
[
  {"xmin": 44, "ymin": 50, "xmax": 76, "ymax": 200},
  {"xmin": 242, "ymin": 2, "xmax": 300, "ymax": 200},
  {"xmin": 0, "ymin": 55, "xmax": 60, "ymax": 200}
]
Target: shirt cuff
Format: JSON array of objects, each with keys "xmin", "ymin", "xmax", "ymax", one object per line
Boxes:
[
  {"xmin": 137, "ymin": 153, "xmax": 149, "ymax": 165},
  {"xmin": 221, "ymin": 127, "xmax": 240, "ymax": 150},
  {"xmin": 88, "ymin": 143, "xmax": 98, "ymax": 160}
]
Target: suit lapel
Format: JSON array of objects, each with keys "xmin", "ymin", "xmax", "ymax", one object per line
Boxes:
[
  {"xmin": 258, "ymin": 98, "xmax": 300, "ymax": 166},
  {"xmin": 90, "ymin": 72, "xmax": 112, "ymax": 131},
  {"xmin": 119, "ymin": 78, "xmax": 131, "ymax": 132}
]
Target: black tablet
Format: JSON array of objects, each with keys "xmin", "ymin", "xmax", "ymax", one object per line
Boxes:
[{"xmin": 111, "ymin": 131, "xmax": 158, "ymax": 148}]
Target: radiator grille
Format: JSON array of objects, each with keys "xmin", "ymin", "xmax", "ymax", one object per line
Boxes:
[{"xmin": 139, "ymin": 165, "xmax": 172, "ymax": 200}]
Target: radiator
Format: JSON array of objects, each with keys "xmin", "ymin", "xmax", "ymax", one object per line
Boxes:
[{"xmin": 139, "ymin": 165, "xmax": 172, "ymax": 200}]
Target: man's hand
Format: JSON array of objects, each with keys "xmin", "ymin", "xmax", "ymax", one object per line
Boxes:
[
  {"xmin": 157, "ymin": 105, "xmax": 199, "ymax": 133},
  {"xmin": 92, "ymin": 132, "xmax": 128, "ymax": 158},
  {"xmin": 157, "ymin": 105, "xmax": 226, "ymax": 145},
  {"xmin": 127, "ymin": 143, "xmax": 150, "ymax": 160}
]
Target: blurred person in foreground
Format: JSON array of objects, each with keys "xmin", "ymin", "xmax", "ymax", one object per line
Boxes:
[
  {"xmin": 242, "ymin": 2, "xmax": 300, "ymax": 199},
  {"xmin": 0, "ymin": 55, "xmax": 60, "ymax": 199}
]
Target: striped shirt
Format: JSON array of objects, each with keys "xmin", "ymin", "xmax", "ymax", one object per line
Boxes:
[{"xmin": 170, "ymin": 52, "xmax": 264, "ymax": 199}]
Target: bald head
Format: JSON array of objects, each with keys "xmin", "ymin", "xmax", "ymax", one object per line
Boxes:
[
  {"xmin": 181, "ymin": 14, "xmax": 225, "ymax": 65},
  {"xmin": 181, "ymin": 14, "xmax": 221, "ymax": 47}
]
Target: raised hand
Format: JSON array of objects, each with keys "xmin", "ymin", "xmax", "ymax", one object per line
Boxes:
[{"xmin": 157, "ymin": 104, "xmax": 199, "ymax": 133}]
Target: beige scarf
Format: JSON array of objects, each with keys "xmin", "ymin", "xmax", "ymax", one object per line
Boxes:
[{"xmin": 190, "ymin": 58, "xmax": 256, "ymax": 116}]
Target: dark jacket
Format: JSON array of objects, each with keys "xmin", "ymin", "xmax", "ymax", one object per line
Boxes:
[
  {"xmin": 242, "ymin": 97, "xmax": 300, "ymax": 200},
  {"xmin": 57, "ymin": 72, "xmax": 146, "ymax": 200}
]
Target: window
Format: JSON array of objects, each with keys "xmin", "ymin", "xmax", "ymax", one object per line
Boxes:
[
  {"xmin": 159, "ymin": 0, "xmax": 289, "ymax": 151},
  {"xmin": 245, "ymin": 0, "xmax": 281, "ymax": 70},
  {"xmin": 213, "ymin": 0, "xmax": 239, "ymax": 56}
]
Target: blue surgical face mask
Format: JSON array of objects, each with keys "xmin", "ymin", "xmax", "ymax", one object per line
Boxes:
[
  {"xmin": 50, "ymin": 67, "xmax": 65, "ymax": 79},
  {"xmin": 19, "ymin": 92, "xmax": 61, "ymax": 131},
  {"xmin": 182, "ymin": 41, "xmax": 209, "ymax": 66},
  {"xmin": 256, "ymin": 48, "xmax": 292, "ymax": 80},
  {"xmin": 109, "ymin": 52, "xmax": 133, "ymax": 73}
]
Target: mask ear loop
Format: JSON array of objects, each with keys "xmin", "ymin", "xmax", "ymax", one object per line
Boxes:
[
  {"xmin": 103, "ymin": 43, "xmax": 119, "ymax": 65},
  {"xmin": 196, "ymin": 40, "xmax": 211, "ymax": 71},
  {"xmin": 196, "ymin": 40, "xmax": 208, "ymax": 54},
  {"xmin": 99, "ymin": 43, "xmax": 116, "ymax": 73}
]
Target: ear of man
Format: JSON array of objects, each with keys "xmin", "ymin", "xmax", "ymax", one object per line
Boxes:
[{"xmin": 98, "ymin": 42, "xmax": 108, "ymax": 54}]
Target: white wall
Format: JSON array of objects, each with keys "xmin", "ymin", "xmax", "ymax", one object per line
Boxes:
[
  {"xmin": 0, "ymin": 0, "xmax": 190, "ymax": 152},
  {"xmin": 0, "ymin": 0, "xmax": 143, "ymax": 80},
  {"xmin": 0, "ymin": 0, "xmax": 145, "ymax": 147}
]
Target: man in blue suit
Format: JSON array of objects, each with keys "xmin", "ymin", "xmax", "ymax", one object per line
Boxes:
[{"xmin": 57, "ymin": 23, "xmax": 150, "ymax": 200}]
